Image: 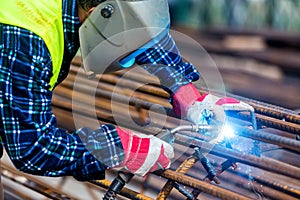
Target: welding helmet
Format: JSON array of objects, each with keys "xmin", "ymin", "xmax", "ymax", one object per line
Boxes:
[{"xmin": 79, "ymin": 0, "xmax": 170, "ymax": 74}]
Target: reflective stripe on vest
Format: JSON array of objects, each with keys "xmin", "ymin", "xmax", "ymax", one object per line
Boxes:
[{"xmin": 0, "ymin": 0, "xmax": 64, "ymax": 90}]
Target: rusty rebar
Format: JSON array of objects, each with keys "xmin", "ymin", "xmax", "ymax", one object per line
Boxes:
[
  {"xmin": 223, "ymin": 91, "xmax": 300, "ymax": 125},
  {"xmin": 236, "ymin": 171, "xmax": 300, "ymax": 199},
  {"xmin": 156, "ymin": 156, "xmax": 198, "ymax": 200},
  {"xmin": 236, "ymin": 112, "xmax": 300, "ymax": 135},
  {"xmin": 91, "ymin": 179, "xmax": 153, "ymax": 200},
  {"xmin": 71, "ymin": 62, "xmax": 300, "ymax": 127},
  {"xmin": 220, "ymin": 168, "xmax": 300, "ymax": 200},
  {"xmin": 69, "ymin": 64, "xmax": 300, "ymax": 135},
  {"xmin": 66, "ymin": 67, "xmax": 300, "ymax": 137},
  {"xmin": 175, "ymin": 134, "xmax": 300, "ymax": 180},
  {"xmin": 1, "ymin": 162, "xmax": 78, "ymax": 200},
  {"xmin": 231, "ymin": 123, "xmax": 300, "ymax": 152},
  {"xmin": 155, "ymin": 169, "xmax": 253, "ymax": 200}
]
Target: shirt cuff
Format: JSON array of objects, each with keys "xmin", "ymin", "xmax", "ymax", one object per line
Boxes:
[{"xmin": 77, "ymin": 124, "xmax": 125, "ymax": 169}]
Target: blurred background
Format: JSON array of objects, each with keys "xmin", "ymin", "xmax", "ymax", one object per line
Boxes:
[
  {"xmin": 168, "ymin": 0, "xmax": 300, "ymax": 111},
  {"xmin": 168, "ymin": 0, "xmax": 300, "ymax": 31}
]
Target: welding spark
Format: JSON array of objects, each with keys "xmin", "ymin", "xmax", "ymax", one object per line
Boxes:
[{"xmin": 220, "ymin": 124, "xmax": 235, "ymax": 139}]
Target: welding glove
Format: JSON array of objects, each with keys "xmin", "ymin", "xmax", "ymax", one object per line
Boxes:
[
  {"xmin": 172, "ymin": 83, "xmax": 254, "ymax": 125},
  {"xmin": 117, "ymin": 127, "xmax": 174, "ymax": 177}
]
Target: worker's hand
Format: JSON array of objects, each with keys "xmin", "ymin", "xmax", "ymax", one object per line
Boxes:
[
  {"xmin": 172, "ymin": 83, "xmax": 254, "ymax": 125},
  {"xmin": 117, "ymin": 128, "xmax": 174, "ymax": 177}
]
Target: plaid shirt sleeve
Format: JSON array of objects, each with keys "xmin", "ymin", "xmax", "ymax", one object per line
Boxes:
[
  {"xmin": 0, "ymin": 2, "xmax": 199, "ymax": 181},
  {"xmin": 136, "ymin": 32, "xmax": 200, "ymax": 96},
  {"xmin": 0, "ymin": 24, "xmax": 124, "ymax": 181}
]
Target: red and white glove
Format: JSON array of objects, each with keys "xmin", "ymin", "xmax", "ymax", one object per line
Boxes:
[
  {"xmin": 117, "ymin": 128, "xmax": 174, "ymax": 177},
  {"xmin": 172, "ymin": 83, "xmax": 254, "ymax": 125}
]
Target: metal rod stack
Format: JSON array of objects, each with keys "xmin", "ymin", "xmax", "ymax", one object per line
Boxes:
[{"xmin": 2, "ymin": 57, "xmax": 300, "ymax": 200}]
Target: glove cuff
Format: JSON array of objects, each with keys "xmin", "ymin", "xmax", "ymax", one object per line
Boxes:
[
  {"xmin": 116, "ymin": 128, "xmax": 131, "ymax": 166},
  {"xmin": 116, "ymin": 128, "xmax": 173, "ymax": 177},
  {"xmin": 172, "ymin": 83, "xmax": 201, "ymax": 117}
]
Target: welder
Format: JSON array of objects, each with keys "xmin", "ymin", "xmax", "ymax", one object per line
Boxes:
[{"xmin": 0, "ymin": 0, "xmax": 253, "ymax": 197}]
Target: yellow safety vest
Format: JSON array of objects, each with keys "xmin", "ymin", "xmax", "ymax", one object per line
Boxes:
[{"xmin": 0, "ymin": 0, "xmax": 64, "ymax": 90}]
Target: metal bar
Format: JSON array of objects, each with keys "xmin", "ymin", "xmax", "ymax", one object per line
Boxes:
[
  {"xmin": 175, "ymin": 134, "xmax": 300, "ymax": 180},
  {"xmin": 155, "ymin": 170, "xmax": 253, "ymax": 200},
  {"xmin": 1, "ymin": 162, "xmax": 78, "ymax": 200},
  {"xmin": 235, "ymin": 112, "xmax": 300, "ymax": 135},
  {"xmin": 157, "ymin": 156, "xmax": 198, "ymax": 200},
  {"xmin": 90, "ymin": 180, "xmax": 153, "ymax": 200}
]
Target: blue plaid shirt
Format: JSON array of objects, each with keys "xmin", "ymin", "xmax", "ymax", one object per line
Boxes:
[{"xmin": 0, "ymin": 0, "xmax": 199, "ymax": 181}]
